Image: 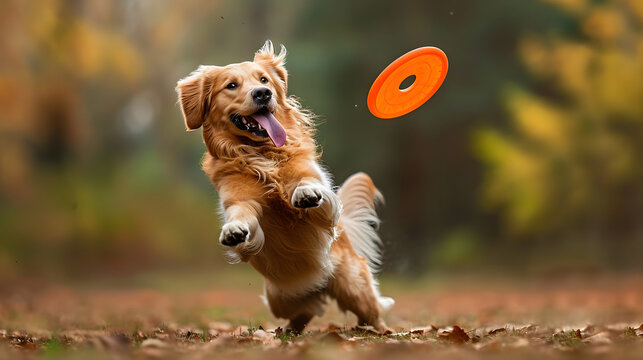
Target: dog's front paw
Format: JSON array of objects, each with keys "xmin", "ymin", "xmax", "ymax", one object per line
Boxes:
[
  {"xmin": 219, "ymin": 221, "xmax": 250, "ymax": 247},
  {"xmin": 292, "ymin": 185, "xmax": 323, "ymax": 209}
]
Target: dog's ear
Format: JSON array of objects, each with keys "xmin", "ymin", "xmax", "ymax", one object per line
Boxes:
[
  {"xmin": 254, "ymin": 40, "xmax": 288, "ymax": 91},
  {"xmin": 176, "ymin": 66, "xmax": 217, "ymax": 131}
]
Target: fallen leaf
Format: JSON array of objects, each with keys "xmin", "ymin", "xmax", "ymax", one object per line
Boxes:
[
  {"xmin": 274, "ymin": 327, "xmax": 283, "ymax": 337},
  {"xmin": 409, "ymin": 325, "xmax": 438, "ymax": 335},
  {"xmin": 438, "ymin": 325, "xmax": 470, "ymax": 344},
  {"xmin": 488, "ymin": 327, "xmax": 506, "ymax": 335}
]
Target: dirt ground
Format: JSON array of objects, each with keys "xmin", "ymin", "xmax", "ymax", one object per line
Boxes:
[{"xmin": 1, "ymin": 272, "xmax": 642, "ymax": 359}]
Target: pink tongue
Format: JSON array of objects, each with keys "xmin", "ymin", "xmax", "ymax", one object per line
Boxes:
[{"xmin": 250, "ymin": 111, "xmax": 287, "ymax": 147}]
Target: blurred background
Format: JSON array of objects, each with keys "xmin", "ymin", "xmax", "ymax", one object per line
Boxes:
[{"xmin": 1, "ymin": 0, "xmax": 641, "ymax": 284}]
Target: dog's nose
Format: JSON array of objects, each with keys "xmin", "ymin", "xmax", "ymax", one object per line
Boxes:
[{"xmin": 252, "ymin": 87, "xmax": 272, "ymax": 105}]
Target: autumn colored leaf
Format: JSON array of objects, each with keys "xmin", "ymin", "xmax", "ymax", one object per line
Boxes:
[
  {"xmin": 409, "ymin": 325, "xmax": 438, "ymax": 335},
  {"xmin": 438, "ymin": 325, "xmax": 470, "ymax": 344},
  {"xmin": 488, "ymin": 327, "xmax": 506, "ymax": 335}
]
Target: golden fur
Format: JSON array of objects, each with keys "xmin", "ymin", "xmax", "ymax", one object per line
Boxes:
[{"xmin": 176, "ymin": 41, "xmax": 393, "ymax": 332}]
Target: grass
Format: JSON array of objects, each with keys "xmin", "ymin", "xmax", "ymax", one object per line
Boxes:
[
  {"xmin": 552, "ymin": 330, "xmax": 582, "ymax": 347},
  {"xmin": 1, "ymin": 273, "xmax": 641, "ymax": 358}
]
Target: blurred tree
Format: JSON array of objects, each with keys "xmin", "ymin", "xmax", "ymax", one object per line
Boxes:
[
  {"xmin": 280, "ymin": 0, "xmax": 571, "ymax": 272},
  {"xmin": 474, "ymin": 0, "xmax": 642, "ymax": 259},
  {"xmin": 0, "ymin": 0, "xmax": 145, "ymax": 197},
  {"xmin": 0, "ymin": 0, "xmax": 224, "ymax": 279},
  {"xmin": 2, "ymin": 0, "xmax": 640, "ymax": 279}
]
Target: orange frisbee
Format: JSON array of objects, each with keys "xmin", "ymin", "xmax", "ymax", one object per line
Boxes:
[{"xmin": 367, "ymin": 47, "xmax": 448, "ymax": 119}]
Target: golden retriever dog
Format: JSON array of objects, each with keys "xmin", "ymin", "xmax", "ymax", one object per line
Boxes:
[{"xmin": 176, "ymin": 40, "xmax": 393, "ymax": 332}]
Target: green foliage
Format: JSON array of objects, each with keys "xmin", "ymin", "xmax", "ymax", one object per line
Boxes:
[
  {"xmin": 430, "ymin": 229, "xmax": 481, "ymax": 269},
  {"xmin": 474, "ymin": 0, "xmax": 643, "ymax": 240},
  {"xmin": 43, "ymin": 338, "xmax": 64, "ymax": 356},
  {"xmin": 552, "ymin": 330, "xmax": 582, "ymax": 347}
]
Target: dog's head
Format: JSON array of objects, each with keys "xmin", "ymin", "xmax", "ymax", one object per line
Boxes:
[{"xmin": 176, "ymin": 41, "xmax": 290, "ymax": 147}]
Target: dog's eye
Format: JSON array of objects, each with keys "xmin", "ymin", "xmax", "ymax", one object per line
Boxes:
[
  {"xmin": 260, "ymin": 77, "xmax": 269, "ymax": 84},
  {"xmin": 226, "ymin": 82, "xmax": 238, "ymax": 90}
]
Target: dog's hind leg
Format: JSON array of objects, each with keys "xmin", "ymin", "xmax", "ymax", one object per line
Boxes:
[
  {"xmin": 329, "ymin": 173, "xmax": 393, "ymax": 331},
  {"xmin": 262, "ymin": 281, "xmax": 327, "ymax": 333},
  {"xmin": 286, "ymin": 314, "xmax": 314, "ymax": 333},
  {"xmin": 327, "ymin": 234, "xmax": 392, "ymax": 332}
]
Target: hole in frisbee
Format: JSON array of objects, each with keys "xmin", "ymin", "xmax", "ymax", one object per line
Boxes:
[{"xmin": 399, "ymin": 74, "xmax": 416, "ymax": 91}]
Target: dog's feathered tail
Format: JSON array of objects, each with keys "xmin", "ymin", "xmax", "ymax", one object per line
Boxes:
[
  {"xmin": 337, "ymin": 172, "xmax": 394, "ymax": 312},
  {"xmin": 337, "ymin": 172, "xmax": 384, "ymax": 273}
]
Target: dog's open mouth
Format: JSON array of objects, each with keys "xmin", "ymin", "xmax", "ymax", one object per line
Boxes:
[{"xmin": 230, "ymin": 107, "xmax": 286, "ymax": 147}]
